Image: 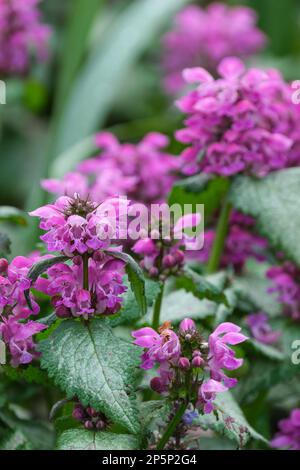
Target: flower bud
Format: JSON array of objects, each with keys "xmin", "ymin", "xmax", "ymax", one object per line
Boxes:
[
  {"xmin": 150, "ymin": 377, "xmax": 165, "ymax": 394},
  {"xmin": 72, "ymin": 405, "xmax": 85, "ymax": 421},
  {"xmin": 149, "ymin": 267, "xmax": 159, "ymax": 278},
  {"xmin": 192, "ymin": 355, "xmax": 203, "ymax": 368},
  {"xmin": 174, "ymin": 249, "xmax": 185, "ymax": 264},
  {"xmin": 72, "ymin": 255, "xmax": 82, "ymax": 265},
  {"xmin": 0, "ymin": 258, "xmax": 8, "ymax": 273},
  {"xmin": 96, "ymin": 419, "xmax": 106, "ymax": 431},
  {"xmin": 162, "ymin": 254, "xmax": 175, "ymax": 268},
  {"xmin": 178, "ymin": 357, "xmax": 190, "ymax": 369},
  {"xmin": 55, "ymin": 305, "xmax": 71, "ymax": 318},
  {"xmin": 193, "ymin": 349, "xmax": 201, "ymax": 357},
  {"xmin": 86, "ymin": 407, "xmax": 98, "ymax": 418},
  {"xmin": 84, "ymin": 420, "xmax": 94, "ymax": 430},
  {"xmin": 179, "ymin": 318, "xmax": 196, "ymax": 333}
]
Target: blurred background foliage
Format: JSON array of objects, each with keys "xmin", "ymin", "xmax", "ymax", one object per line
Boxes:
[{"xmin": 1, "ymin": 0, "xmax": 300, "ymax": 256}]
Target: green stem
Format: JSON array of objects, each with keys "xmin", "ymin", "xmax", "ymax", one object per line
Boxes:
[
  {"xmin": 206, "ymin": 199, "xmax": 232, "ymax": 274},
  {"xmin": 152, "ymin": 284, "xmax": 164, "ymax": 330},
  {"xmin": 156, "ymin": 401, "xmax": 188, "ymax": 450},
  {"xmin": 83, "ymin": 253, "xmax": 89, "ymax": 290}
]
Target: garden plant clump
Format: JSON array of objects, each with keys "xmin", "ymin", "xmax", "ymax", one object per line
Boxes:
[{"xmin": 0, "ymin": 0, "xmax": 300, "ymax": 452}]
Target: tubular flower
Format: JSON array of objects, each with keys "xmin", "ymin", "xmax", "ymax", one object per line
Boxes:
[
  {"xmin": 132, "ymin": 319, "xmax": 247, "ymax": 414},
  {"xmin": 0, "ymin": 0, "xmax": 51, "ymax": 76},
  {"xmin": 0, "ymin": 255, "xmax": 48, "ymax": 366},
  {"xmin": 42, "ymin": 132, "xmax": 179, "ymax": 205},
  {"xmin": 246, "ymin": 313, "xmax": 281, "ymax": 345},
  {"xmin": 271, "ymin": 409, "xmax": 300, "ymax": 450},
  {"xmin": 267, "ymin": 262, "xmax": 300, "ymax": 321},
  {"xmin": 133, "ymin": 213, "xmax": 202, "ymax": 281},
  {"xmin": 161, "ymin": 3, "xmax": 266, "ymax": 95},
  {"xmin": 176, "ymin": 57, "xmax": 300, "ymax": 177},
  {"xmin": 44, "ymin": 255, "xmax": 127, "ymax": 319},
  {"xmin": 29, "ymin": 194, "xmax": 129, "ymax": 256}
]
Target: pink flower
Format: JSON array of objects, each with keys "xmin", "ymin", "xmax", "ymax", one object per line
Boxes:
[
  {"xmin": 198, "ymin": 379, "xmax": 228, "ymax": 414},
  {"xmin": 271, "ymin": 409, "xmax": 300, "ymax": 450},
  {"xmin": 0, "ymin": 316, "xmax": 46, "ymax": 367},
  {"xmin": 0, "ymin": 0, "xmax": 51, "ymax": 76},
  {"xmin": 246, "ymin": 313, "xmax": 281, "ymax": 345},
  {"xmin": 208, "ymin": 322, "xmax": 248, "ymax": 388},
  {"xmin": 161, "ymin": 3, "xmax": 266, "ymax": 95},
  {"xmin": 45, "ymin": 255, "xmax": 126, "ymax": 319},
  {"xmin": 179, "ymin": 318, "xmax": 196, "ymax": 333},
  {"xmin": 29, "ymin": 195, "xmax": 127, "ymax": 256},
  {"xmin": 267, "ymin": 262, "xmax": 300, "ymax": 321},
  {"xmin": 176, "ymin": 57, "xmax": 300, "ymax": 177},
  {"xmin": 42, "ymin": 132, "xmax": 179, "ymax": 205},
  {"xmin": 132, "ymin": 326, "xmax": 181, "ymax": 370}
]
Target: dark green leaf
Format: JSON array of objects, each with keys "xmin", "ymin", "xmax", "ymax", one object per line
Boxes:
[
  {"xmin": 105, "ymin": 250, "xmax": 146, "ymax": 316},
  {"xmin": 0, "ymin": 232, "xmax": 11, "ymax": 257},
  {"xmin": 38, "ymin": 319, "xmax": 140, "ymax": 434},
  {"xmin": 178, "ymin": 268, "xmax": 228, "ymax": 305},
  {"xmin": 0, "ymin": 206, "xmax": 28, "ymax": 226}
]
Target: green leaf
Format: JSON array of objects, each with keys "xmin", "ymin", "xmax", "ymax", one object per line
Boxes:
[
  {"xmin": 105, "ymin": 250, "xmax": 146, "ymax": 316},
  {"xmin": 111, "ymin": 278, "xmax": 161, "ymax": 327},
  {"xmin": 229, "ymin": 168, "xmax": 300, "ymax": 265},
  {"xmin": 38, "ymin": 319, "xmax": 140, "ymax": 434},
  {"xmin": 0, "ymin": 206, "xmax": 28, "ymax": 226},
  {"xmin": 169, "ymin": 176, "xmax": 230, "ymax": 220},
  {"xmin": 54, "ymin": 0, "xmax": 190, "ymax": 155},
  {"xmin": 1, "ymin": 365, "xmax": 49, "ymax": 386},
  {"xmin": 57, "ymin": 429, "xmax": 139, "ymax": 450},
  {"xmin": 0, "ymin": 232, "xmax": 11, "ymax": 257},
  {"xmin": 177, "ymin": 268, "xmax": 228, "ymax": 305},
  {"xmin": 0, "ymin": 430, "xmax": 32, "ymax": 450},
  {"xmin": 54, "ymin": 0, "xmax": 103, "ymax": 117},
  {"xmin": 139, "ymin": 400, "xmax": 171, "ymax": 437},
  {"xmin": 214, "ymin": 287, "xmax": 239, "ymax": 326},
  {"xmin": 247, "ymin": 340, "xmax": 285, "ymax": 361},
  {"xmin": 196, "ymin": 392, "xmax": 268, "ymax": 447},
  {"xmin": 24, "ymin": 255, "xmax": 69, "ymax": 310}
]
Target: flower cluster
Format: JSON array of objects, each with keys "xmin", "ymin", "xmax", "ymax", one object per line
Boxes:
[
  {"xmin": 132, "ymin": 319, "xmax": 247, "ymax": 414},
  {"xmin": 72, "ymin": 402, "xmax": 109, "ymax": 431},
  {"xmin": 271, "ymin": 409, "xmax": 300, "ymax": 450},
  {"xmin": 0, "ymin": 255, "xmax": 47, "ymax": 366},
  {"xmin": 0, "ymin": 0, "xmax": 51, "ymax": 76},
  {"xmin": 267, "ymin": 262, "xmax": 300, "ymax": 321},
  {"xmin": 197, "ymin": 211, "xmax": 267, "ymax": 272},
  {"xmin": 246, "ymin": 313, "xmax": 281, "ymax": 345},
  {"xmin": 30, "ymin": 194, "xmax": 128, "ymax": 257},
  {"xmin": 161, "ymin": 3, "xmax": 266, "ymax": 94},
  {"xmin": 176, "ymin": 57, "xmax": 300, "ymax": 177},
  {"xmin": 42, "ymin": 132, "xmax": 179, "ymax": 205},
  {"xmin": 133, "ymin": 213, "xmax": 201, "ymax": 281},
  {"xmin": 45, "ymin": 255, "xmax": 126, "ymax": 319}
]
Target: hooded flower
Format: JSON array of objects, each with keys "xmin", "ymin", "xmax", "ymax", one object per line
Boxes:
[
  {"xmin": 198, "ymin": 379, "xmax": 228, "ymax": 414},
  {"xmin": 246, "ymin": 312, "xmax": 281, "ymax": 345},
  {"xmin": 29, "ymin": 195, "xmax": 129, "ymax": 256},
  {"xmin": 42, "ymin": 132, "xmax": 179, "ymax": 206},
  {"xmin": 208, "ymin": 322, "xmax": 248, "ymax": 388},
  {"xmin": 271, "ymin": 409, "xmax": 300, "ymax": 450},
  {"xmin": 267, "ymin": 262, "xmax": 300, "ymax": 321},
  {"xmin": 161, "ymin": 3, "xmax": 266, "ymax": 94},
  {"xmin": 176, "ymin": 57, "xmax": 300, "ymax": 177},
  {"xmin": 0, "ymin": 0, "xmax": 51, "ymax": 76}
]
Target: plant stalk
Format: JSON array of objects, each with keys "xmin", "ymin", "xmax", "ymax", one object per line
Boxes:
[
  {"xmin": 152, "ymin": 284, "xmax": 164, "ymax": 330},
  {"xmin": 206, "ymin": 199, "xmax": 232, "ymax": 274},
  {"xmin": 156, "ymin": 401, "xmax": 188, "ymax": 450},
  {"xmin": 82, "ymin": 253, "xmax": 89, "ymax": 290}
]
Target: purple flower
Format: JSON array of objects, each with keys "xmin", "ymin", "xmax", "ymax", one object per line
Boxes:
[
  {"xmin": 196, "ymin": 211, "xmax": 268, "ymax": 272},
  {"xmin": 0, "ymin": 316, "xmax": 46, "ymax": 367},
  {"xmin": 246, "ymin": 313, "xmax": 281, "ymax": 345},
  {"xmin": 176, "ymin": 57, "xmax": 300, "ymax": 177},
  {"xmin": 132, "ymin": 213, "xmax": 201, "ymax": 280},
  {"xmin": 29, "ymin": 195, "xmax": 128, "ymax": 256},
  {"xmin": 45, "ymin": 255, "xmax": 127, "ymax": 319},
  {"xmin": 161, "ymin": 3, "xmax": 266, "ymax": 95},
  {"xmin": 198, "ymin": 379, "xmax": 228, "ymax": 414},
  {"xmin": 267, "ymin": 262, "xmax": 300, "ymax": 321},
  {"xmin": 0, "ymin": 0, "xmax": 51, "ymax": 76},
  {"xmin": 42, "ymin": 132, "xmax": 179, "ymax": 206},
  {"xmin": 208, "ymin": 322, "xmax": 248, "ymax": 388},
  {"xmin": 132, "ymin": 326, "xmax": 180, "ymax": 370},
  {"xmin": 271, "ymin": 409, "xmax": 300, "ymax": 450},
  {"xmin": 183, "ymin": 409, "xmax": 199, "ymax": 426}
]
